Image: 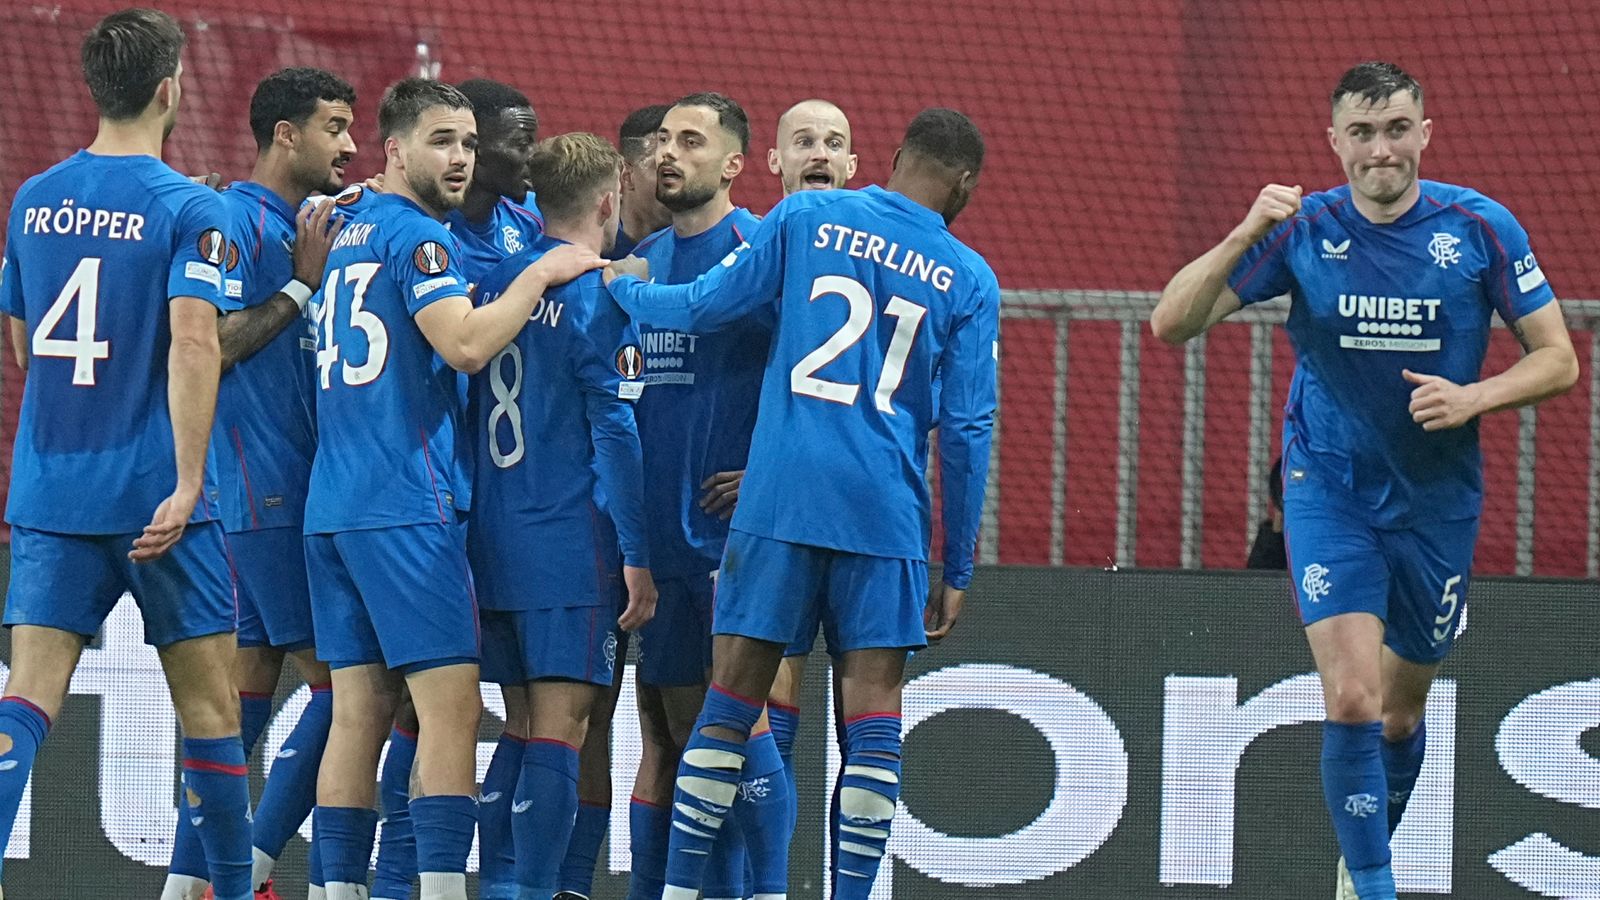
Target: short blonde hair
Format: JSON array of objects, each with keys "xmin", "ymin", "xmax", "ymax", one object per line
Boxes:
[{"xmin": 527, "ymin": 132, "xmax": 623, "ymax": 223}]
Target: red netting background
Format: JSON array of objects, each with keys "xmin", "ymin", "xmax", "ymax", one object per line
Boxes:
[{"xmin": 2, "ymin": 0, "xmax": 1597, "ymax": 573}]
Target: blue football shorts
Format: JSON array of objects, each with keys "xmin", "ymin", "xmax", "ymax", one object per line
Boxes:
[
  {"xmin": 304, "ymin": 521, "xmax": 478, "ymax": 672},
  {"xmin": 715, "ymin": 530, "xmax": 928, "ymax": 655},
  {"xmin": 480, "ymin": 607, "xmax": 621, "ymax": 687},
  {"xmin": 231, "ymin": 525, "xmax": 314, "ymax": 651},
  {"xmin": 635, "ymin": 572, "xmax": 715, "ymax": 687},
  {"xmin": 5, "ymin": 522, "xmax": 234, "ymax": 647}
]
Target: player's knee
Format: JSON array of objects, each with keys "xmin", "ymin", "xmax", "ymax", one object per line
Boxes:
[
  {"xmin": 1323, "ymin": 679, "xmax": 1382, "ymax": 723},
  {"xmin": 1382, "ymin": 708, "xmax": 1424, "ymax": 742}
]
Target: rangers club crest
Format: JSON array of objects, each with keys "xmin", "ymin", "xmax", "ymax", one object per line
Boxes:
[
  {"xmin": 197, "ymin": 229, "xmax": 226, "ymax": 265},
  {"xmin": 414, "ymin": 241, "xmax": 451, "ymax": 275},
  {"xmin": 615, "ymin": 344, "xmax": 644, "ymax": 379}
]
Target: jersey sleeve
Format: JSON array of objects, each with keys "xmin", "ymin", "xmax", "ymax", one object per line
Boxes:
[
  {"xmin": 1, "ymin": 214, "xmax": 21, "ymax": 319},
  {"xmin": 1227, "ymin": 219, "xmax": 1297, "ymax": 305},
  {"xmin": 607, "ymin": 204, "xmax": 785, "ymax": 333},
  {"xmin": 936, "ymin": 265, "xmax": 1001, "ymax": 590},
  {"xmin": 169, "ymin": 188, "xmax": 229, "ymax": 308},
  {"xmin": 1475, "ymin": 200, "xmax": 1556, "ymax": 323},
  {"xmin": 218, "ymin": 198, "xmax": 254, "ymax": 313},
  {"xmin": 390, "ymin": 218, "xmax": 470, "ymax": 316},
  {"xmin": 571, "ymin": 282, "xmax": 649, "ymax": 568}
]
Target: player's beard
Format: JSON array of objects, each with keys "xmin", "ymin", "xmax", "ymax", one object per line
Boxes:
[
  {"xmin": 410, "ymin": 170, "xmax": 463, "ymax": 214},
  {"xmin": 657, "ymin": 177, "xmax": 718, "ymax": 213}
]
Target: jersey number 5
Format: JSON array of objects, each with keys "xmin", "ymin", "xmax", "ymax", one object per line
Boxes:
[
  {"xmin": 33, "ymin": 257, "xmax": 110, "ymax": 385},
  {"xmin": 317, "ymin": 263, "xmax": 388, "ymax": 389},
  {"xmin": 790, "ymin": 274, "xmax": 926, "ymax": 414}
]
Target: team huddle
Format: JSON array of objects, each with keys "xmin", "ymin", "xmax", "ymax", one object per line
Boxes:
[{"xmin": 0, "ymin": 8, "xmax": 1579, "ymax": 900}]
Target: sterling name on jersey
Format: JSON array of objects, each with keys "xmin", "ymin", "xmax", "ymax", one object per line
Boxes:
[
  {"xmin": 631, "ymin": 207, "xmax": 768, "ymax": 579},
  {"xmin": 303, "ymin": 193, "xmax": 471, "ymax": 533},
  {"xmin": 1230, "ymin": 180, "xmax": 1556, "ymax": 527},
  {"xmin": 215, "ymin": 181, "xmax": 318, "ymax": 532},
  {"xmin": 445, "ymin": 195, "xmax": 544, "ymax": 291},
  {"xmin": 2, "ymin": 151, "xmax": 227, "ymax": 533},
  {"xmin": 609, "ymin": 186, "xmax": 999, "ymax": 588},
  {"xmin": 468, "ymin": 235, "xmax": 648, "ymax": 610}
]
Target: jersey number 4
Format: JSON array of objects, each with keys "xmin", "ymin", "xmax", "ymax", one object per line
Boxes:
[
  {"xmin": 791, "ymin": 274, "xmax": 926, "ymax": 414},
  {"xmin": 33, "ymin": 257, "xmax": 110, "ymax": 385},
  {"xmin": 317, "ymin": 263, "xmax": 388, "ymax": 389}
]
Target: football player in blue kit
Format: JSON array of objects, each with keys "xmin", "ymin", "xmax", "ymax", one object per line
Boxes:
[
  {"xmin": 302, "ymin": 78, "xmax": 602, "ymax": 900},
  {"xmin": 550, "ymin": 102, "xmax": 677, "ymax": 900},
  {"xmin": 469, "ymin": 131, "xmax": 658, "ymax": 900},
  {"xmin": 610, "ymin": 104, "xmax": 673, "ymax": 261},
  {"xmin": 162, "ymin": 66, "xmax": 355, "ymax": 900},
  {"xmin": 605, "ymin": 106, "xmax": 998, "ymax": 900},
  {"xmin": 621, "ymin": 92, "xmax": 787, "ymax": 900},
  {"xmin": 758, "ymin": 99, "xmax": 860, "ymax": 864},
  {"xmin": 0, "ymin": 9, "xmax": 252, "ymax": 899},
  {"xmin": 1151, "ymin": 62, "xmax": 1578, "ymax": 900}
]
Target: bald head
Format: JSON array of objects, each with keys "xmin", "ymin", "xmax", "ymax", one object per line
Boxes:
[{"xmin": 769, "ymin": 98, "xmax": 857, "ymax": 194}]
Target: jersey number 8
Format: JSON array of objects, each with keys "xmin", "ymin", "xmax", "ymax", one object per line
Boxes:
[{"xmin": 317, "ymin": 263, "xmax": 388, "ymax": 389}]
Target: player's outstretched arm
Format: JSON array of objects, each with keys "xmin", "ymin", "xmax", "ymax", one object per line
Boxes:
[
  {"xmin": 1403, "ymin": 302, "xmax": 1579, "ymax": 431},
  {"xmin": 1151, "ymin": 184, "xmax": 1302, "ymax": 344},
  {"xmin": 604, "ymin": 210, "xmax": 784, "ymax": 333},
  {"xmin": 132, "ymin": 296, "xmax": 220, "ymax": 561},
  {"xmin": 219, "ymin": 201, "xmax": 342, "ymax": 370},
  {"xmin": 416, "ymin": 243, "xmax": 604, "ymax": 374}
]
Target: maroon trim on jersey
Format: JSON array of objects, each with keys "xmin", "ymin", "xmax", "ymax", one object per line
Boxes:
[
  {"xmin": 419, "ymin": 428, "xmax": 448, "ymax": 525},
  {"xmin": 1433, "ymin": 195, "xmax": 1520, "ymax": 325},
  {"xmin": 231, "ymin": 427, "xmax": 261, "ymax": 529}
]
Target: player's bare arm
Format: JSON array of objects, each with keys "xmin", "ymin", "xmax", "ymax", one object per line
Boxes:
[
  {"xmin": 218, "ymin": 201, "xmax": 342, "ymax": 370},
  {"xmin": 132, "ymin": 295, "xmax": 220, "ymax": 562},
  {"xmin": 1403, "ymin": 302, "xmax": 1579, "ymax": 431},
  {"xmin": 416, "ymin": 242, "xmax": 603, "ymax": 373},
  {"xmin": 1151, "ymin": 183, "xmax": 1302, "ymax": 344},
  {"xmin": 7, "ymin": 315, "xmax": 26, "ymax": 372},
  {"xmin": 618, "ymin": 566, "xmax": 658, "ymax": 632}
]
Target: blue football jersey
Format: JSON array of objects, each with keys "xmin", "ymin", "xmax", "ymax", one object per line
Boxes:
[
  {"xmin": 2, "ymin": 150, "xmax": 228, "ymax": 534},
  {"xmin": 609, "ymin": 186, "xmax": 1000, "ymax": 588},
  {"xmin": 1229, "ymin": 181, "xmax": 1556, "ymax": 526},
  {"xmin": 445, "ymin": 197, "xmax": 544, "ymax": 292},
  {"xmin": 631, "ymin": 207, "xmax": 769, "ymax": 579},
  {"xmin": 467, "ymin": 235, "xmax": 648, "ymax": 610},
  {"xmin": 214, "ymin": 181, "xmax": 318, "ymax": 532},
  {"xmin": 303, "ymin": 193, "xmax": 472, "ymax": 533}
]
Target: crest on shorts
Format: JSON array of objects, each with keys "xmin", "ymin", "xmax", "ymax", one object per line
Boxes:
[
  {"xmin": 197, "ymin": 229, "xmax": 227, "ymax": 265},
  {"xmin": 414, "ymin": 241, "xmax": 451, "ymax": 275},
  {"xmin": 334, "ymin": 186, "xmax": 364, "ymax": 207},
  {"xmin": 615, "ymin": 344, "xmax": 644, "ymax": 379}
]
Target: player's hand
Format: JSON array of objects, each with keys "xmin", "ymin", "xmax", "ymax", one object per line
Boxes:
[
  {"xmin": 1232, "ymin": 184, "xmax": 1302, "ymax": 246},
  {"xmin": 521, "ymin": 242, "xmax": 606, "ymax": 290},
  {"xmin": 188, "ymin": 172, "xmax": 225, "ymax": 192},
  {"xmin": 618, "ymin": 565, "xmax": 658, "ymax": 632},
  {"xmin": 602, "ymin": 255, "xmax": 650, "ymax": 287},
  {"xmin": 924, "ymin": 582, "xmax": 966, "ymax": 643},
  {"xmin": 363, "ymin": 173, "xmax": 386, "ymax": 192},
  {"xmin": 129, "ymin": 485, "xmax": 201, "ymax": 562},
  {"xmin": 1403, "ymin": 369, "xmax": 1483, "ymax": 431},
  {"xmin": 292, "ymin": 200, "xmax": 344, "ymax": 287},
  {"xmin": 699, "ymin": 470, "xmax": 743, "ymax": 519}
]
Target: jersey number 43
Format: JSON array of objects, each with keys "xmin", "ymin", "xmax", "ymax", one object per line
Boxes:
[{"xmin": 317, "ymin": 263, "xmax": 389, "ymax": 389}]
